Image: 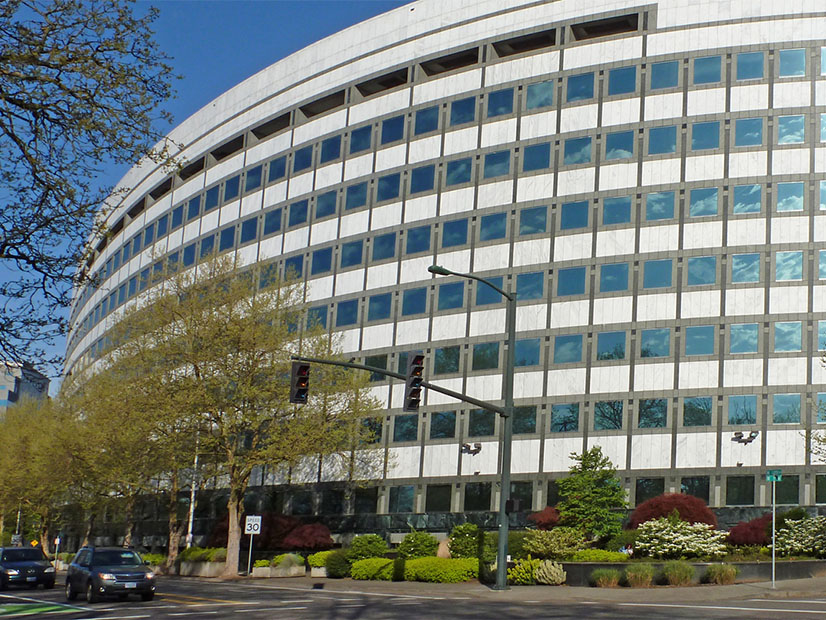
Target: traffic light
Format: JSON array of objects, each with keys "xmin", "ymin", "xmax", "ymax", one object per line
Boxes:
[
  {"xmin": 289, "ymin": 361, "xmax": 310, "ymax": 404},
  {"xmin": 403, "ymin": 352, "xmax": 424, "ymax": 412}
]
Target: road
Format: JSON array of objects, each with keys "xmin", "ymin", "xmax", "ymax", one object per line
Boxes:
[{"xmin": 2, "ymin": 576, "xmax": 826, "ymax": 619}]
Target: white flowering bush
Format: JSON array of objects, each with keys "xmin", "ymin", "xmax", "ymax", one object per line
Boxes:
[
  {"xmin": 635, "ymin": 516, "xmax": 727, "ymax": 559},
  {"xmin": 774, "ymin": 516, "xmax": 826, "ymax": 557}
]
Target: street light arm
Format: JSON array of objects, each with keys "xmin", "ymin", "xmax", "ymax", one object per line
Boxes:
[{"xmin": 428, "ymin": 264, "xmax": 515, "ymax": 301}]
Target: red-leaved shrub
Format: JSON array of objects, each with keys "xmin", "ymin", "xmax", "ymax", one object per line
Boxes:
[
  {"xmin": 628, "ymin": 493, "xmax": 717, "ymax": 529},
  {"xmin": 727, "ymin": 513, "xmax": 771, "ymax": 546},
  {"xmin": 208, "ymin": 513, "xmax": 301, "ymax": 549},
  {"xmin": 526, "ymin": 506, "xmax": 560, "ymax": 530},
  {"xmin": 282, "ymin": 523, "xmax": 334, "ymax": 550}
]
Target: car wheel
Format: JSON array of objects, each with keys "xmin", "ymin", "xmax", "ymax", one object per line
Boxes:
[
  {"xmin": 85, "ymin": 580, "xmax": 99, "ymax": 604},
  {"xmin": 140, "ymin": 592, "xmax": 154, "ymax": 601},
  {"xmin": 65, "ymin": 580, "xmax": 76, "ymax": 600}
]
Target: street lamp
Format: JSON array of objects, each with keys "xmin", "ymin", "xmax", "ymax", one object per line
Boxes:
[{"xmin": 428, "ymin": 264, "xmax": 516, "ymax": 591}]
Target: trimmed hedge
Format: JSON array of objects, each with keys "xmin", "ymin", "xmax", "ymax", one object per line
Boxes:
[
  {"xmin": 325, "ymin": 550, "xmax": 350, "ymax": 578},
  {"xmin": 346, "ymin": 534, "xmax": 388, "ymax": 562},
  {"xmin": 448, "ymin": 523, "xmax": 479, "ymax": 559},
  {"xmin": 570, "ymin": 549, "xmax": 628, "ymax": 563},
  {"xmin": 397, "ymin": 530, "xmax": 438, "ymax": 559},
  {"xmin": 351, "ymin": 558, "xmax": 393, "ymax": 581},
  {"xmin": 307, "ymin": 550, "xmax": 334, "ymax": 568},
  {"xmin": 403, "ymin": 557, "xmax": 479, "ymax": 583},
  {"xmin": 178, "ymin": 547, "xmax": 226, "ymax": 563}
]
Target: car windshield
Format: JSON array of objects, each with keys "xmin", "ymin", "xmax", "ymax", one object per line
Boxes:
[
  {"xmin": 1, "ymin": 549, "xmax": 46, "ymax": 562},
  {"xmin": 92, "ymin": 550, "xmax": 142, "ymax": 566}
]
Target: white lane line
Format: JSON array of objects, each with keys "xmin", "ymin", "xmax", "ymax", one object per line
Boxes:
[
  {"xmin": 0, "ymin": 592, "xmax": 90, "ymax": 611},
  {"xmin": 619, "ymin": 602, "xmax": 826, "ymax": 615},
  {"xmin": 235, "ymin": 607, "xmax": 308, "ymax": 613},
  {"xmin": 239, "ymin": 583, "xmax": 446, "ymax": 600},
  {"xmin": 748, "ymin": 599, "xmax": 826, "ymax": 604},
  {"xmin": 72, "ymin": 616, "xmax": 151, "ymax": 620},
  {"xmin": 169, "ymin": 612, "xmax": 219, "ymax": 617}
]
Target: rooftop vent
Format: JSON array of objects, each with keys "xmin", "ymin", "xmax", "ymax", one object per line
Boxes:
[
  {"xmin": 252, "ymin": 112, "xmax": 290, "ymax": 140},
  {"xmin": 571, "ymin": 13, "xmax": 639, "ymax": 41},
  {"xmin": 420, "ymin": 48, "xmax": 479, "ymax": 76},
  {"xmin": 148, "ymin": 177, "xmax": 172, "ymax": 200},
  {"xmin": 493, "ymin": 28, "xmax": 556, "ymax": 57},
  {"xmin": 179, "ymin": 156, "xmax": 205, "ymax": 181},
  {"xmin": 356, "ymin": 68, "xmax": 409, "ymax": 97},
  {"xmin": 300, "ymin": 90, "xmax": 346, "ymax": 118}
]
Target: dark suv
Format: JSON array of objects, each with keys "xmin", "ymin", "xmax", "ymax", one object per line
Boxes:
[
  {"xmin": 65, "ymin": 546, "xmax": 155, "ymax": 603},
  {"xmin": 0, "ymin": 547, "xmax": 55, "ymax": 589}
]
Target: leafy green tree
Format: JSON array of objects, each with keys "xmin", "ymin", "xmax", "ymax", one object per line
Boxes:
[
  {"xmin": 0, "ymin": 0, "xmax": 177, "ymax": 365},
  {"xmin": 556, "ymin": 446, "xmax": 626, "ymax": 540}
]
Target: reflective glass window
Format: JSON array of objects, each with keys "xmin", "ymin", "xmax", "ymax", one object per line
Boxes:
[
  {"xmin": 820, "ymin": 250, "xmax": 826, "ymax": 279},
  {"xmin": 519, "ymin": 206, "xmax": 547, "ymax": 234},
  {"xmin": 516, "ymin": 272, "xmax": 544, "ymax": 300},
  {"xmin": 288, "ymin": 199, "xmax": 308, "ymax": 226},
  {"xmin": 182, "ymin": 243, "xmax": 196, "ymax": 267},
  {"xmin": 728, "ymin": 395, "xmax": 757, "ymax": 425},
  {"xmin": 732, "ymin": 184, "xmax": 761, "ymax": 213},
  {"xmin": 479, "ymin": 213, "xmax": 506, "ymax": 241},
  {"xmin": 430, "ymin": 411, "xmax": 456, "ymax": 439},
  {"xmin": 599, "ymin": 263, "xmax": 628, "ymax": 292},
  {"xmin": 240, "ymin": 218, "xmax": 257, "ymax": 244},
  {"xmin": 450, "ymin": 97, "xmax": 476, "ymax": 126},
  {"xmin": 821, "ymin": 180, "xmax": 826, "ymax": 210},
  {"xmin": 143, "ymin": 224, "xmax": 154, "ymax": 247},
  {"xmin": 293, "ymin": 145, "xmax": 313, "ymax": 172},
  {"xmin": 350, "ymin": 126, "xmax": 372, "ymax": 153},
  {"xmin": 737, "ymin": 51, "xmax": 764, "ymax": 80},
  {"xmin": 735, "ymin": 118, "xmax": 763, "ymax": 146},
  {"xmin": 646, "ymin": 190, "xmax": 674, "ymax": 221},
  {"xmin": 603, "ymin": 196, "xmax": 632, "ymax": 224},
  {"xmin": 487, "ymin": 88, "xmax": 513, "ymax": 117},
  {"xmin": 523, "ymin": 142, "xmax": 551, "ymax": 171},
  {"xmin": 694, "ymin": 55, "xmax": 721, "ymax": 84},
  {"xmin": 684, "ymin": 397, "xmax": 712, "ymax": 426},
  {"xmin": 434, "ymin": 346, "xmax": 460, "ymax": 374},
  {"xmin": 218, "ymin": 226, "xmax": 235, "ymax": 252},
  {"xmin": 381, "ymin": 115, "xmax": 404, "ymax": 145},
  {"xmin": 731, "ymin": 253, "xmax": 760, "ymax": 283},
  {"xmin": 779, "ymin": 48, "xmax": 806, "ymax": 77},
  {"xmin": 596, "ymin": 331, "xmax": 625, "ymax": 360},
  {"xmin": 551, "ymin": 403, "xmax": 579, "ymax": 432},
  {"xmin": 526, "ymin": 80, "xmax": 554, "ymax": 109},
  {"xmin": 393, "ymin": 414, "xmax": 418, "ymax": 442},
  {"xmin": 368, "ymin": 293, "xmax": 392, "ymax": 321},
  {"xmin": 283, "ymin": 254, "xmax": 301, "ymax": 278},
  {"xmin": 777, "ymin": 181, "xmax": 804, "ymax": 212},
  {"xmin": 689, "ymin": 187, "xmax": 718, "ymax": 217},
  {"xmin": 776, "ymin": 251, "xmax": 803, "ymax": 281},
  {"xmin": 263, "ymin": 209, "xmax": 281, "ymax": 236},
  {"xmin": 311, "ymin": 247, "xmax": 332, "ymax": 275},
  {"xmin": 320, "ymin": 135, "xmax": 341, "ymax": 164},
  {"xmin": 649, "ymin": 125, "xmax": 677, "ymax": 154},
  {"xmin": 594, "ymin": 401, "xmax": 623, "ymax": 430},
  {"xmin": 446, "ymin": 157, "xmax": 472, "ymax": 185},
  {"xmin": 425, "ymin": 485, "xmax": 451, "ymax": 512},
  {"xmin": 726, "ymin": 476, "xmax": 755, "ymax": 505},
  {"xmin": 563, "ymin": 136, "xmax": 591, "ymax": 165},
  {"xmin": 639, "ymin": 399, "xmax": 667, "ymax": 428},
  {"xmin": 643, "ymin": 259, "xmax": 672, "ymax": 288},
  {"xmin": 415, "ymin": 105, "xmax": 439, "ymax": 135},
  {"xmin": 204, "ymin": 186, "xmax": 219, "ymax": 212},
  {"xmin": 372, "ymin": 232, "xmax": 395, "ymax": 261},
  {"xmin": 402, "ymin": 288, "xmax": 426, "ymax": 316},
  {"xmin": 686, "ymin": 256, "xmax": 716, "ymax": 286},
  {"xmin": 514, "ymin": 338, "xmax": 540, "ymax": 367},
  {"xmin": 315, "ymin": 191, "xmax": 336, "ymax": 218},
  {"xmin": 388, "ymin": 486, "xmax": 414, "ymax": 513},
  {"xmin": 608, "ymin": 66, "xmax": 636, "ymax": 95},
  {"xmin": 778, "ymin": 115, "xmax": 805, "ymax": 144},
  {"xmin": 442, "ymin": 219, "xmax": 468, "ymax": 248},
  {"xmin": 567, "ymin": 72, "xmax": 594, "ymax": 102},
  {"xmin": 822, "ymin": 113, "xmax": 826, "ymax": 141},
  {"xmin": 556, "ymin": 266, "xmax": 586, "ymax": 296},
  {"xmin": 773, "ymin": 394, "xmax": 801, "ymax": 424},
  {"xmin": 475, "ymin": 276, "xmax": 503, "ymax": 305},
  {"xmin": 820, "ymin": 394, "xmax": 826, "ymax": 424},
  {"xmin": 692, "ymin": 121, "xmax": 720, "ymax": 150},
  {"xmin": 774, "ymin": 321, "xmax": 802, "ymax": 351},
  {"xmin": 336, "ymin": 299, "xmax": 358, "ymax": 326},
  {"xmin": 170, "ymin": 205, "xmax": 183, "ymax": 229},
  {"xmin": 472, "ymin": 342, "xmax": 499, "ymax": 370},
  {"xmin": 345, "ymin": 182, "xmax": 368, "ymax": 210},
  {"xmin": 410, "ymin": 164, "xmax": 435, "ymax": 193},
  {"xmin": 560, "ymin": 200, "xmax": 588, "ymax": 229},
  {"xmin": 224, "ymin": 175, "xmax": 240, "ymax": 202},
  {"xmin": 437, "ymin": 281, "xmax": 463, "ymax": 311},
  {"xmin": 513, "ymin": 407, "xmax": 537, "ymax": 435},
  {"xmin": 340, "ymin": 240, "xmax": 363, "ymax": 268},
  {"xmin": 605, "ymin": 130, "xmax": 634, "ymax": 160},
  {"xmin": 376, "ymin": 172, "xmax": 400, "ymax": 202},
  {"xmin": 685, "ymin": 325, "xmax": 715, "ymax": 356},
  {"xmin": 406, "ymin": 225, "xmax": 430, "ymax": 254},
  {"xmin": 268, "ymin": 155, "xmax": 287, "ymax": 182},
  {"xmin": 468, "ymin": 409, "xmax": 495, "ymax": 437},
  {"xmin": 484, "ymin": 150, "xmax": 510, "ymax": 178},
  {"xmin": 641, "ymin": 328, "xmax": 670, "ymax": 357},
  {"xmin": 730, "ymin": 323, "xmax": 759, "ymax": 354},
  {"xmin": 245, "ymin": 165, "xmax": 262, "ymax": 193},
  {"xmin": 553, "ymin": 334, "xmax": 582, "ymax": 364},
  {"xmin": 651, "ymin": 60, "xmax": 679, "ymax": 89}
]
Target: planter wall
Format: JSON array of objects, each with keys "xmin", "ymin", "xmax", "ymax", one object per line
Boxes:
[
  {"xmin": 310, "ymin": 566, "xmax": 327, "ymax": 578},
  {"xmin": 251, "ymin": 566, "xmax": 271, "ymax": 578},
  {"xmin": 178, "ymin": 561, "xmax": 225, "ymax": 577},
  {"xmin": 271, "ymin": 564, "xmax": 306, "ymax": 578}
]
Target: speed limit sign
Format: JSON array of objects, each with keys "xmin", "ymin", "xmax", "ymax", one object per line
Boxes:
[{"xmin": 244, "ymin": 515, "xmax": 262, "ymax": 535}]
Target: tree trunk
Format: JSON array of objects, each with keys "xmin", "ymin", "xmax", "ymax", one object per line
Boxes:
[
  {"xmin": 122, "ymin": 494, "xmax": 136, "ymax": 547},
  {"xmin": 222, "ymin": 484, "xmax": 245, "ymax": 577},
  {"xmin": 81, "ymin": 510, "xmax": 96, "ymax": 547},
  {"xmin": 38, "ymin": 511, "xmax": 50, "ymax": 554},
  {"xmin": 165, "ymin": 473, "xmax": 184, "ymax": 574},
  {"xmin": 0, "ymin": 512, "xmax": 4, "ymax": 544}
]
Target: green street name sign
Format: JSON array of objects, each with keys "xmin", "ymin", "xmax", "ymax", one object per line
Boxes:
[{"xmin": 766, "ymin": 469, "xmax": 782, "ymax": 482}]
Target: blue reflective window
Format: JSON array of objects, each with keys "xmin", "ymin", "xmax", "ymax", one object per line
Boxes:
[
  {"xmin": 779, "ymin": 49, "xmax": 806, "ymax": 77},
  {"xmin": 820, "ymin": 250, "xmax": 826, "ymax": 279},
  {"xmin": 731, "ymin": 253, "xmax": 760, "ymax": 283},
  {"xmin": 687, "ymin": 256, "xmax": 716, "ymax": 286},
  {"xmin": 350, "ymin": 126, "xmax": 372, "ymax": 154},
  {"xmin": 649, "ymin": 126, "xmax": 677, "ymax": 154},
  {"xmin": 468, "ymin": 409, "xmax": 495, "ymax": 437},
  {"xmin": 402, "ymin": 288, "xmax": 426, "ymax": 316},
  {"xmin": 376, "ymin": 173, "xmax": 400, "ymax": 202},
  {"xmin": 514, "ymin": 338, "xmax": 541, "ymax": 367},
  {"xmin": 472, "ymin": 342, "xmax": 499, "ymax": 370},
  {"xmin": 143, "ymin": 224, "xmax": 154, "ymax": 247},
  {"xmin": 446, "ymin": 158, "xmax": 472, "ymax": 185},
  {"xmin": 484, "ymin": 150, "xmax": 510, "ymax": 178},
  {"xmin": 554, "ymin": 334, "xmax": 582, "ymax": 364},
  {"xmin": 777, "ymin": 182, "xmax": 804, "ymax": 212},
  {"xmin": 822, "ymin": 114, "xmax": 826, "ymax": 142},
  {"xmin": 476, "ymin": 276, "xmax": 503, "ymax": 305},
  {"xmin": 415, "ymin": 105, "xmax": 439, "ymax": 135},
  {"xmin": 288, "ymin": 199, "xmax": 308, "ymax": 226},
  {"xmin": 430, "ymin": 411, "xmax": 456, "ymax": 439},
  {"xmin": 487, "ymin": 88, "xmax": 513, "ymax": 117},
  {"xmin": 450, "ymin": 97, "xmax": 476, "ymax": 126},
  {"xmin": 551, "ymin": 403, "xmax": 579, "ymax": 432},
  {"xmin": 728, "ymin": 395, "xmax": 757, "ymax": 425},
  {"xmin": 608, "ymin": 66, "xmax": 636, "ymax": 95},
  {"xmin": 523, "ymin": 142, "xmax": 551, "ymax": 171},
  {"xmin": 182, "ymin": 243, "xmax": 196, "ymax": 266},
  {"xmin": 605, "ymin": 130, "xmax": 634, "ymax": 160},
  {"xmin": 736, "ymin": 52, "xmax": 764, "ymax": 80},
  {"xmin": 381, "ymin": 115, "xmax": 405, "ymax": 145},
  {"xmin": 603, "ymin": 196, "xmax": 632, "ymax": 224},
  {"xmin": 732, "ymin": 184, "xmax": 761, "ymax": 214},
  {"xmin": 774, "ymin": 321, "xmax": 802, "ymax": 351},
  {"xmin": 336, "ymin": 299, "xmax": 358, "ymax": 327},
  {"xmin": 284, "ymin": 254, "xmax": 302, "ymax": 278},
  {"xmin": 406, "ymin": 225, "xmax": 430, "ymax": 254},
  {"xmin": 560, "ymin": 200, "xmax": 588, "ymax": 230},
  {"xmin": 651, "ymin": 60, "xmax": 679, "ymax": 89},
  {"xmin": 643, "ymin": 259, "xmax": 672, "ymax": 288},
  {"xmin": 821, "ymin": 180, "xmax": 826, "ymax": 210},
  {"xmin": 776, "ymin": 251, "xmax": 803, "ymax": 281},
  {"xmin": 224, "ymin": 175, "xmax": 240, "ymax": 202},
  {"xmin": 218, "ymin": 226, "xmax": 235, "ymax": 251},
  {"xmin": 480, "ymin": 213, "xmax": 506, "ymax": 241},
  {"xmin": 240, "ymin": 218, "xmax": 257, "ymax": 244},
  {"xmin": 368, "ymin": 293, "xmax": 392, "ymax": 321},
  {"xmin": 641, "ymin": 328, "xmax": 670, "ymax": 357},
  {"xmin": 170, "ymin": 205, "xmax": 183, "ymax": 229},
  {"xmin": 563, "ymin": 136, "xmax": 591, "ymax": 165},
  {"xmin": 268, "ymin": 155, "xmax": 287, "ymax": 182},
  {"xmin": 773, "ymin": 394, "xmax": 801, "ymax": 424},
  {"xmin": 204, "ymin": 186, "xmax": 219, "ymax": 212},
  {"xmin": 519, "ymin": 206, "xmax": 547, "ymax": 234},
  {"xmin": 293, "ymin": 145, "xmax": 313, "ymax": 172},
  {"xmin": 685, "ymin": 325, "xmax": 715, "ymax": 355},
  {"xmin": 567, "ymin": 72, "xmax": 594, "ymax": 102},
  {"xmin": 320, "ymin": 135, "xmax": 341, "ymax": 164},
  {"xmin": 516, "ymin": 272, "xmax": 544, "ymax": 300},
  {"xmin": 442, "ymin": 219, "xmax": 468, "ymax": 248},
  {"xmin": 646, "ymin": 191, "xmax": 674, "ymax": 221},
  {"xmin": 410, "ymin": 164, "xmax": 435, "ymax": 193},
  {"xmin": 263, "ymin": 209, "xmax": 281, "ymax": 236},
  {"xmin": 372, "ymin": 232, "xmax": 395, "ymax": 261},
  {"xmin": 340, "ymin": 240, "xmax": 363, "ymax": 268},
  {"xmin": 393, "ymin": 415, "xmax": 418, "ymax": 443},
  {"xmin": 316, "ymin": 191, "xmax": 336, "ymax": 218},
  {"xmin": 684, "ymin": 397, "xmax": 712, "ymax": 426},
  {"xmin": 345, "ymin": 182, "xmax": 368, "ymax": 210},
  {"xmin": 438, "ymin": 281, "xmax": 463, "ymax": 310},
  {"xmin": 735, "ymin": 118, "xmax": 763, "ymax": 146},
  {"xmin": 692, "ymin": 121, "xmax": 720, "ymax": 150},
  {"xmin": 526, "ymin": 80, "xmax": 554, "ymax": 109},
  {"xmin": 819, "ymin": 320, "xmax": 826, "ymax": 349},
  {"xmin": 434, "ymin": 346, "xmax": 460, "ymax": 374},
  {"xmin": 311, "ymin": 247, "xmax": 332, "ymax": 275},
  {"xmin": 730, "ymin": 323, "xmax": 759, "ymax": 354},
  {"xmin": 594, "ymin": 401, "xmax": 623, "ymax": 430},
  {"xmin": 557, "ymin": 267, "xmax": 586, "ymax": 296},
  {"xmin": 694, "ymin": 55, "xmax": 721, "ymax": 84},
  {"xmin": 778, "ymin": 115, "xmax": 805, "ymax": 144},
  {"xmin": 600, "ymin": 263, "xmax": 628, "ymax": 292},
  {"xmin": 186, "ymin": 196, "xmax": 201, "ymax": 221},
  {"xmin": 597, "ymin": 331, "xmax": 625, "ymax": 360},
  {"xmin": 820, "ymin": 393, "xmax": 826, "ymax": 424},
  {"xmin": 639, "ymin": 399, "xmax": 668, "ymax": 428},
  {"xmin": 245, "ymin": 165, "xmax": 262, "ymax": 192},
  {"xmin": 689, "ymin": 187, "xmax": 718, "ymax": 217}
]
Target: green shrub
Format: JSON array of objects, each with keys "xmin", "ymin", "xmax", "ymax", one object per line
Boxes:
[
  {"xmin": 350, "ymin": 558, "xmax": 393, "ymax": 580},
  {"xmin": 448, "ymin": 523, "xmax": 479, "ymax": 558},
  {"xmin": 272, "ymin": 553, "xmax": 303, "ymax": 568},
  {"xmin": 479, "ymin": 530, "xmax": 532, "ymax": 563},
  {"xmin": 392, "ymin": 557, "xmax": 405, "ymax": 581},
  {"xmin": 635, "ymin": 517, "xmax": 727, "ymax": 559},
  {"xmin": 207, "ymin": 548, "xmax": 227, "ymax": 562},
  {"xmin": 141, "ymin": 553, "xmax": 165, "ymax": 566},
  {"xmin": 605, "ymin": 530, "xmax": 638, "ymax": 553},
  {"xmin": 347, "ymin": 534, "xmax": 388, "ymax": 562},
  {"xmin": 662, "ymin": 560, "xmax": 694, "ymax": 586},
  {"xmin": 775, "ymin": 516, "xmax": 826, "ymax": 557},
  {"xmin": 523, "ymin": 527, "xmax": 586, "ymax": 560},
  {"xmin": 703, "ymin": 563, "xmax": 738, "ymax": 585},
  {"xmin": 570, "ymin": 549, "xmax": 628, "ymax": 563},
  {"xmin": 307, "ymin": 550, "xmax": 333, "ymax": 568},
  {"xmin": 774, "ymin": 507, "xmax": 808, "ymax": 534},
  {"xmin": 403, "ymin": 557, "xmax": 479, "ymax": 583},
  {"xmin": 590, "ymin": 568, "xmax": 621, "ymax": 587},
  {"xmin": 325, "ymin": 550, "xmax": 350, "ymax": 578},
  {"xmin": 508, "ymin": 555, "xmax": 540, "ymax": 585},
  {"xmin": 178, "ymin": 547, "xmax": 226, "ymax": 563},
  {"xmin": 397, "ymin": 530, "xmax": 439, "ymax": 559},
  {"xmin": 535, "ymin": 560, "xmax": 566, "ymax": 585},
  {"xmin": 624, "ymin": 563, "xmax": 654, "ymax": 587},
  {"xmin": 253, "ymin": 559, "xmax": 270, "ymax": 568}
]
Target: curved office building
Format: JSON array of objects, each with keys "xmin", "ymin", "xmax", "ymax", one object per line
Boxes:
[{"xmin": 68, "ymin": 0, "xmax": 826, "ymax": 521}]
